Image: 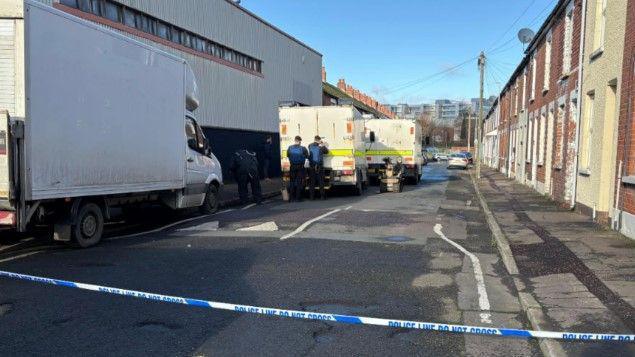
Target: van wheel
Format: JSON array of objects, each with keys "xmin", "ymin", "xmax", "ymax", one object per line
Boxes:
[
  {"xmin": 414, "ymin": 166, "xmax": 421, "ymax": 185},
  {"xmin": 71, "ymin": 203, "xmax": 104, "ymax": 248},
  {"xmin": 200, "ymin": 184, "xmax": 219, "ymax": 214}
]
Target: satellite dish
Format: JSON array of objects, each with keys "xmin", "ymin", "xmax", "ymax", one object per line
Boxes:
[{"xmin": 518, "ymin": 28, "xmax": 535, "ymax": 44}]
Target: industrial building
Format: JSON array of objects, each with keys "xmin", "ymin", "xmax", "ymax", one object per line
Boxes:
[{"xmin": 3, "ymin": 0, "xmax": 323, "ymax": 178}]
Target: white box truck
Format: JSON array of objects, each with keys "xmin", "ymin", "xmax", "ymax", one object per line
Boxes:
[
  {"xmin": 365, "ymin": 119, "xmax": 423, "ymax": 184},
  {"xmin": 279, "ymin": 105, "xmax": 368, "ymax": 195},
  {"xmin": 0, "ymin": 1, "xmax": 223, "ymax": 247}
]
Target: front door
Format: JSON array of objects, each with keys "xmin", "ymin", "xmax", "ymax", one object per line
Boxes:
[
  {"xmin": 184, "ymin": 117, "xmax": 210, "ymax": 207},
  {"xmin": 545, "ymin": 110, "xmax": 555, "ymax": 195}
]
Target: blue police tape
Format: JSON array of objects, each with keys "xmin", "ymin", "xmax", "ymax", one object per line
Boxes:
[{"xmin": 1, "ymin": 270, "xmax": 633, "ymax": 342}]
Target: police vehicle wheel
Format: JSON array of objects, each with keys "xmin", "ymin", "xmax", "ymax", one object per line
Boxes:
[
  {"xmin": 200, "ymin": 184, "xmax": 219, "ymax": 214},
  {"xmin": 71, "ymin": 203, "xmax": 104, "ymax": 248},
  {"xmin": 354, "ymin": 171, "xmax": 363, "ymax": 196}
]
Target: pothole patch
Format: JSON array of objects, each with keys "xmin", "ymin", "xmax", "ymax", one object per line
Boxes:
[
  {"xmin": 382, "ymin": 236, "xmax": 413, "ymax": 243},
  {"xmin": 136, "ymin": 321, "xmax": 182, "ymax": 332},
  {"xmin": 412, "ymin": 273, "xmax": 453, "ymax": 288}
]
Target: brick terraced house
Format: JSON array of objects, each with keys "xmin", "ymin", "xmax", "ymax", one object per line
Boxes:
[{"xmin": 483, "ymin": 0, "xmax": 635, "ymax": 240}]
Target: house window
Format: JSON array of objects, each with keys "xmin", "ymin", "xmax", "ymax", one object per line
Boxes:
[
  {"xmin": 544, "ymin": 31, "xmax": 552, "ymax": 91},
  {"xmin": 592, "ymin": 0, "xmax": 607, "ymax": 51},
  {"xmin": 527, "ymin": 117, "xmax": 533, "ymax": 162},
  {"xmin": 579, "ymin": 92, "xmax": 595, "ymax": 171},
  {"xmin": 515, "ymin": 84, "xmax": 519, "ymax": 115},
  {"xmin": 554, "ymin": 103, "xmax": 565, "ymax": 168},
  {"xmin": 531, "ymin": 54, "xmax": 537, "ymax": 100},
  {"xmin": 532, "ymin": 117, "xmax": 538, "ymax": 164},
  {"xmin": 539, "ymin": 113, "xmax": 546, "ymax": 164},
  {"xmin": 522, "ymin": 70, "xmax": 527, "ymax": 110},
  {"xmin": 563, "ymin": 2, "xmax": 574, "ymax": 75}
]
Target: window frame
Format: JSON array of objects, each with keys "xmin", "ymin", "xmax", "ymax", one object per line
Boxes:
[
  {"xmin": 544, "ymin": 31, "xmax": 552, "ymax": 92},
  {"xmin": 562, "ymin": 2, "xmax": 575, "ymax": 76},
  {"xmin": 64, "ymin": 0, "xmax": 263, "ymax": 74}
]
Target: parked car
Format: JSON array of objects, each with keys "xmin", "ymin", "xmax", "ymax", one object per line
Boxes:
[
  {"xmin": 447, "ymin": 153, "xmax": 469, "ymax": 169},
  {"xmin": 436, "ymin": 153, "xmax": 449, "ymax": 161}
]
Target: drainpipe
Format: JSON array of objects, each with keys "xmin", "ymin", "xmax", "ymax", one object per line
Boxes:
[{"xmin": 571, "ymin": 0, "xmax": 588, "ymax": 209}]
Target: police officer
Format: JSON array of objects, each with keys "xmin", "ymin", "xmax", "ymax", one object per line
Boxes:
[
  {"xmin": 307, "ymin": 135, "xmax": 329, "ymax": 200},
  {"xmin": 286, "ymin": 135, "xmax": 309, "ymax": 202},
  {"xmin": 262, "ymin": 135, "xmax": 273, "ymax": 181},
  {"xmin": 229, "ymin": 148, "xmax": 262, "ymax": 205}
]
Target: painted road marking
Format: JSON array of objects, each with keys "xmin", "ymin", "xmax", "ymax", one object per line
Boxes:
[
  {"xmin": 242, "ymin": 203, "xmax": 257, "ymax": 210},
  {"xmin": 109, "ymin": 209, "xmax": 236, "ymax": 241},
  {"xmin": 0, "ymin": 251, "xmax": 42, "ymax": 263},
  {"xmin": 0, "ymin": 238, "xmax": 34, "ymax": 252},
  {"xmin": 280, "ymin": 208, "xmax": 342, "ymax": 240},
  {"xmin": 237, "ymin": 222, "xmax": 278, "ymax": 232},
  {"xmin": 177, "ymin": 221, "xmax": 219, "ymax": 232},
  {"xmin": 434, "ymin": 223, "xmax": 492, "ymax": 324}
]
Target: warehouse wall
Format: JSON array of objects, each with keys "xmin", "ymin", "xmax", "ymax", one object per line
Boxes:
[{"xmin": 11, "ymin": 0, "xmax": 322, "ymax": 179}]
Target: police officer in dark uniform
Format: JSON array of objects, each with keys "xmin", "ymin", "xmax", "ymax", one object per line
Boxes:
[
  {"xmin": 286, "ymin": 136, "xmax": 309, "ymax": 202},
  {"xmin": 229, "ymin": 148, "xmax": 262, "ymax": 205},
  {"xmin": 307, "ymin": 135, "xmax": 329, "ymax": 200}
]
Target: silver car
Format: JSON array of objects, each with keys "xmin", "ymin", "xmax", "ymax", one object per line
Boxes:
[{"xmin": 447, "ymin": 153, "xmax": 468, "ymax": 169}]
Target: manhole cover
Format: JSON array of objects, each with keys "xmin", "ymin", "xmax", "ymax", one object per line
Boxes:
[{"xmin": 383, "ymin": 236, "xmax": 413, "ymax": 242}]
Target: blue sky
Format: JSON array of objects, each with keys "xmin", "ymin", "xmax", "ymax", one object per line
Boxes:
[{"xmin": 242, "ymin": 0, "xmax": 556, "ymax": 104}]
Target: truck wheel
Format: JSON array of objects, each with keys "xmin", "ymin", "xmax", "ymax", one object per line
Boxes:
[
  {"xmin": 72, "ymin": 203, "xmax": 104, "ymax": 248},
  {"xmin": 200, "ymin": 184, "xmax": 219, "ymax": 214},
  {"xmin": 354, "ymin": 171, "xmax": 363, "ymax": 196}
]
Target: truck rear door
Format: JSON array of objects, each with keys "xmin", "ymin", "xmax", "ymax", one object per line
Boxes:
[{"xmin": 0, "ymin": 19, "xmax": 17, "ymax": 225}]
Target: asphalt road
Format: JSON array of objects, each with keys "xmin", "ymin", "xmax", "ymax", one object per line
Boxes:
[{"xmin": 0, "ymin": 163, "xmax": 541, "ymax": 356}]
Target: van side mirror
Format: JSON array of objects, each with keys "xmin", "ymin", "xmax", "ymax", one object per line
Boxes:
[
  {"xmin": 369, "ymin": 131, "xmax": 376, "ymax": 142},
  {"xmin": 203, "ymin": 138, "xmax": 212, "ymax": 156}
]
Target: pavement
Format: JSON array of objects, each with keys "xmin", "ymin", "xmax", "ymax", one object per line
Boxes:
[
  {"xmin": 476, "ymin": 167, "xmax": 635, "ymax": 356},
  {"xmin": 220, "ymin": 178, "xmax": 283, "ymax": 207},
  {"xmin": 0, "ymin": 163, "xmax": 630, "ymax": 355}
]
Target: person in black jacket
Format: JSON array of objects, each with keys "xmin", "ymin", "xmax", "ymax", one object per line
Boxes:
[
  {"xmin": 307, "ymin": 135, "xmax": 329, "ymax": 200},
  {"xmin": 286, "ymin": 136, "xmax": 309, "ymax": 202},
  {"xmin": 229, "ymin": 149, "xmax": 262, "ymax": 205},
  {"xmin": 262, "ymin": 135, "xmax": 273, "ymax": 181}
]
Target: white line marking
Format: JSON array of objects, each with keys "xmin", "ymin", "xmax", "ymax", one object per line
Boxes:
[
  {"xmin": 0, "ymin": 238, "xmax": 35, "ymax": 252},
  {"xmin": 0, "ymin": 251, "xmax": 41, "ymax": 263},
  {"xmin": 109, "ymin": 209, "xmax": 236, "ymax": 241},
  {"xmin": 280, "ymin": 208, "xmax": 342, "ymax": 240},
  {"xmin": 433, "ymin": 223, "xmax": 492, "ymax": 324},
  {"xmin": 345, "ymin": 206, "xmax": 352, "ymax": 210},
  {"xmin": 237, "ymin": 221, "xmax": 278, "ymax": 232},
  {"xmin": 242, "ymin": 203, "xmax": 257, "ymax": 210}
]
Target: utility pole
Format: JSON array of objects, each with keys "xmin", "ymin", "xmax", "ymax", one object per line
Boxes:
[
  {"xmin": 476, "ymin": 51, "xmax": 486, "ymax": 179},
  {"xmin": 467, "ymin": 110, "xmax": 471, "ymax": 153}
]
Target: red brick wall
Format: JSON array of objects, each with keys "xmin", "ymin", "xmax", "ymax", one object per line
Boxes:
[
  {"xmin": 492, "ymin": 0, "xmax": 582, "ymax": 207},
  {"xmin": 616, "ymin": 0, "xmax": 635, "ymax": 215}
]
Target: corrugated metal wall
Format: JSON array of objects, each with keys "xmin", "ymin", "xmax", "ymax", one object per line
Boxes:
[
  {"xmin": 30, "ymin": 0, "xmax": 322, "ymax": 133},
  {"xmin": 0, "ymin": 20, "xmax": 15, "ymax": 116}
]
